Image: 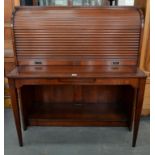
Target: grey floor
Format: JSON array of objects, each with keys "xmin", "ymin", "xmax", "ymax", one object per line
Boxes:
[{"xmin": 4, "ymin": 109, "xmax": 150, "ymax": 155}]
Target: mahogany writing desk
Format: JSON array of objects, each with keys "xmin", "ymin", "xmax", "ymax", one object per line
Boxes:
[{"xmin": 7, "ymin": 7, "xmax": 146, "ymax": 147}]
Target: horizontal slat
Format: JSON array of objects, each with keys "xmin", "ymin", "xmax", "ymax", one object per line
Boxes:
[
  {"xmin": 16, "ymin": 40, "xmax": 139, "ymax": 44},
  {"xmin": 15, "ymin": 37, "xmax": 139, "ymax": 41},
  {"xmin": 15, "ymin": 16, "xmax": 139, "ymax": 20},
  {"xmin": 14, "ymin": 26, "xmax": 140, "ymax": 29},
  {"xmin": 16, "ymin": 53, "xmax": 139, "ymax": 56},
  {"xmin": 16, "ymin": 45, "xmax": 139, "ymax": 48},
  {"xmin": 14, "ymin": 29, "xmax": 140, "ymax": 34},
  {"xmin": 15, "ymin": 43, "xmax": 139, "ymax": 47},
  {"xmin": 16, "ymin": 52, "xmax": 139, "ymax": 56},
  {"xmin": 15, "ymin": 22, "xmax": 140, "ymax": 25},
  {"xmin": 16, "ymin": 46, "xmax": 138, "ymax": 51},
  {"xmin": 16, "ymin": 43, "xmax": 139, "ymax": 47},
  {"xmin": 15, "ymin": 32, "xmax": 140, "ymax": 35},
  {"xmin": 15, "ymin": 34, "xmax": 140, "ymax": 38},
  {"xmin": 16, "ymin": 50, "xmax": 138, "ymax": 52},
  {"xmin": 17, "ymin": 55, "xmax": 138, "ymax": 59}
]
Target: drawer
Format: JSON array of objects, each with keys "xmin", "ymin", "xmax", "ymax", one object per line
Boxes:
[
  {"xmin": 17, "ymin": 58, "xmax": 137, "ymax": 66},
  {"xmin": 18, "ymin": 66, "xmax": 137, "ymax": 77},
  {"xmin": 58, "ymin": 78, "xmax": 96, "ymax": 83}
]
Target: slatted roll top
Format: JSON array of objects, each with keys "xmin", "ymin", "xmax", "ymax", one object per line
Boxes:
[{"xmin": 12, "ymin": 7, "xmax": 143, "ymax": 70}]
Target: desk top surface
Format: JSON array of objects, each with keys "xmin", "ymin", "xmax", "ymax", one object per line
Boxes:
[{"xmin": 7, "ymin": 66, "xmax": 146, "ymax": 79}]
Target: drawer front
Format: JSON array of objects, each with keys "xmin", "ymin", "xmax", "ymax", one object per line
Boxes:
[
  {"xmin": 58, "ymin": 78, "xmax": 96, "ymax": 84},
  {"xmin": 18, "ymin": 66, "xmax": 137, "ymax": 75},
  {"xmin": 17, "ymin": 58, "xmax": 137, "ymax": 66}
]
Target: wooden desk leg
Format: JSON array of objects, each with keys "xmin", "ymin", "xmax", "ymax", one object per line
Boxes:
[
  {"xmin": 132, "ymin": 78, "xmax": 146, "ymax": 147},
  {"xmin": 8, "ymin": 79, "xmax": 23, "ymax": 146},
  {"xmin": 18, "ymin": 89, "xmax": 27, "ymax": 131},
  {"xmin": 129, "ymin": 89, "xmax": 137, "ymax": 132}
]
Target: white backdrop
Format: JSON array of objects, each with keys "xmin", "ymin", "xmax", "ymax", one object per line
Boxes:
[{"xmin": 118, "ymin": 0, "xmax": 134, "ymax": 6}]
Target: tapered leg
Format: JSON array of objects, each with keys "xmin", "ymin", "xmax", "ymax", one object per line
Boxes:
[
  {"xmin": 132, "ymin": 78, "xmax": 146, "ymax": 147},
  {"xmin": 18, "ymin": 89, "xmax": 27, "ymax": 131},
  {"xmin": 129, "ymin": 89, "xmax": 137, "ymax": 132},
  {"xmin": 8, "ymin": 79, "xmax": 23, "ymax": 146}
]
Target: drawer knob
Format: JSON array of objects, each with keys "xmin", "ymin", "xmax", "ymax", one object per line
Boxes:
[
  {"xmin": 71, "ymin": 73, "xmax": 78, "ymax": 77},
  {"xmin": 112, "ymin": 61, "xmax": 120, "ymax": 65},
  {"xmin": 35, "ymin": 61, "xmax": 42, "ymax": 65}
]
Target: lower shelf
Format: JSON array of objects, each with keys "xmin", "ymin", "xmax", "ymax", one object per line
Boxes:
[{"xmin": 28, "ymin": 102, "xmax": 128, "ymax": 126}]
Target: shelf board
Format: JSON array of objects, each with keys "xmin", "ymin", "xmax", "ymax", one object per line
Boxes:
[{"xmin": 28, "ymin": 102, "xmax": 128, "ymax": 126}]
